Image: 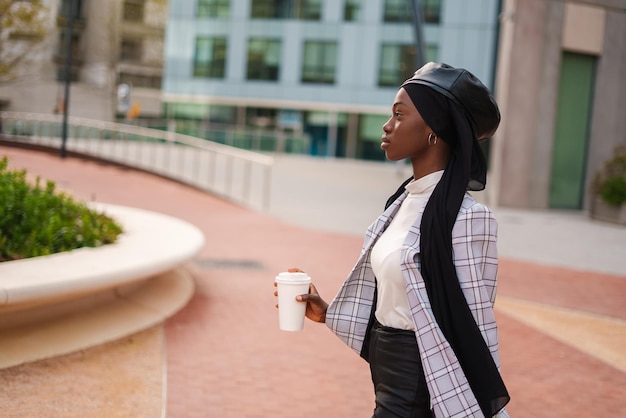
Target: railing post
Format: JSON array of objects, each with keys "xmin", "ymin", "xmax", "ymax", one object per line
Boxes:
[
  {"xmin": 225, "ymin": 155, "xmax": 233, "ymax": 196},
  {"xmin": 242, "ymin": 160, "xmax": 251, "ymax": 204},
  {"xmin": 263, "ymin": 164, "xmax": 272, "ymax": 212},
  {"xmin": 208, "ymin": 151, "xmax": 216, "ymax": 189}
]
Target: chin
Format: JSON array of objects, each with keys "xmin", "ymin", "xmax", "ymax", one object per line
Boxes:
[{"xmin": 385, "ymin": 153, "xmax": 401, "ymax": 162}]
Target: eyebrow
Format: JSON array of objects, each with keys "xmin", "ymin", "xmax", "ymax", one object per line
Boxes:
[{"xmin": 392, "ymin": 101, "xmax": 410, "ymax": 108}]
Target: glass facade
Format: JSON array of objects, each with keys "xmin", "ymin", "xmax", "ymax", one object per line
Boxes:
[{"xmin": 164, "ymin": 0, "xmax": 499, "ymax": 160}]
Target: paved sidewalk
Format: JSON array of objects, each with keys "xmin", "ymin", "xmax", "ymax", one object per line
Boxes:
[{"xmin": 0, "ymin": 146, "xmax": 624, "ymax": 417}]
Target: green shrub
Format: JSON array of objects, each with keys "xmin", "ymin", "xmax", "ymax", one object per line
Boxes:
[
  {"xmin": 0, "ymin": 156, "xmax": 123, "ymax": 261},
  {"xmin": 600, "ymin": 176, "xmax": 626, "ymax": 207},
  {"xmin": 593, "ymin": 146, "xmax": 626, "ymax": 207}
]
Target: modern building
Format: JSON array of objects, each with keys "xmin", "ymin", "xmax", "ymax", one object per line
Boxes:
[
  {"xmin": 0, "ymin": 0, "xmax": 167, "ymax": 122},
  {"xmin": 491, "ymin": 0, "xmax": 626, "ymax": 211},
  {"xmin": 162, "ymin": 0, "xmax": 501, "ymax": 160}
]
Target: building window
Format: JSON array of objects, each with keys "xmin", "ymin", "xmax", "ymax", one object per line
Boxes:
[
  {"xmin": 422, "ymin": 0, "xmax": 441, "ymax": 23},
  {"xmin": 120, "ymin": 38, "xmax": 142, "ymax": 62},
  {"xmin": 296, "ymin": 0, "xmax": 321, "ymax": 19},
  {"xmin": 383, "ymin": 0, "xmax": 412, "ymax": 23},
  {"xmin": 301, "ymin": 41, "xmax": 337, "ymax": 84},
  {"xmin": 378, "ymin": 43, "xmax": 416, "ymax": 87},
  {"xmin": 344, "ymin": 0, "xmax": 362, "ymax": 21},
  {"xmin": 251, "ymin": 0, "xmax": 321, "ymax": 20},
  {"xmin": 246, "ymin": 38, "xmax": 281, "ymax": 81},
  {"xmin": 383, "ymin": 0, "xmax": 441, "ymax": 24},
  {"xmin": 250, "ymin": 0, "xmax": 275, "ymax": 17},
  {"xmin": 197, "ymin": 0, "xmax": 230, "ymax": 18},
  {"xmin": 193, "ymin": 37, "xmax": 227, "ymax": 78},
  {"xmin": 123, "ymin": 0, "xmax": 145, "ymax": 22}
]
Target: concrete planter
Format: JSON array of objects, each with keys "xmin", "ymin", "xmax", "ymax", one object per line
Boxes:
[
  {"xmin": 0, "ymin": 203, "xmax": 205, "ymax": 369},
  {"xmin": 590, "ymin": 195, "xmax": 626, "ymax": 226}
]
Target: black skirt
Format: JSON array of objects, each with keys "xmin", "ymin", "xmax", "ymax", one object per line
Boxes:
[{"xmin": 369, "ymin": 320, "xmax": 434, "ymax": 418}]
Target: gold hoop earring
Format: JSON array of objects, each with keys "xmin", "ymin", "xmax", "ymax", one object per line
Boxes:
[{"xmin": 428, "ymin": 132, "xmax": 438, "ymax": 146}]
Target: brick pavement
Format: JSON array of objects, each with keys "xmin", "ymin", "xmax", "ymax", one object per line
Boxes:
[{"xmin": 1, "ymin": 146, "xmax": 625, "ymax": 417}]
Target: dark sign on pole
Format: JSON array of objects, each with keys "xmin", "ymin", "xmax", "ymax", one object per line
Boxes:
[{"xmin": 60, "ymin": 0, "xmax": 77, "ymax": 159}]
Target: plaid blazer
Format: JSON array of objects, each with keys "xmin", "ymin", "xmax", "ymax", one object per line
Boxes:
[{"xmin": 326, "ymin": 190, "xmax": 509, "ymax": 418}]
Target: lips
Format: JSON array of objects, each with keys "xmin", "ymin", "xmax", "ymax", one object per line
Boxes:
[{"xmin": 381, "ymin": 136, "xmax": 390, "ymax": 149}]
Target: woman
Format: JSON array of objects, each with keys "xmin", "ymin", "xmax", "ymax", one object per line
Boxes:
[{"xmin": 282, "ymin": 62, "xmax": 510, "ymax": 417}]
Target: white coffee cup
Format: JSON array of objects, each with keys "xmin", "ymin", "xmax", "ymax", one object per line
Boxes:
[{"xmin": 275, "ymin": 272, "xmax": 311, "ymax": 331}]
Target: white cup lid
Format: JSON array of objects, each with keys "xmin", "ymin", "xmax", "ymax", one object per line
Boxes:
[{"xmin": 275, "ymin": 271, "xmax": 311, "ymax": 283}]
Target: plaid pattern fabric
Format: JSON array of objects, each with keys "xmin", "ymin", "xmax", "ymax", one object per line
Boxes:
[{"xmin": 326, "ymin": 191, "xmax": 509, "ymax": 418}]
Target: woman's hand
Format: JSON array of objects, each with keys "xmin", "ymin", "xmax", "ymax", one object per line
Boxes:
[
  {"xmin": 297, "ymin": 282, "xmax": 328, "ymax": 323},
  {"xmin": 274, "ymin": 268, "xmax": 329, "ymax": 323}
]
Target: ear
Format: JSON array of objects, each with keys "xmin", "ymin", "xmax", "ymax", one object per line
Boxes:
[{"xmin": 424, "ymin": 124, "xmax": 435, "ymax": 139}]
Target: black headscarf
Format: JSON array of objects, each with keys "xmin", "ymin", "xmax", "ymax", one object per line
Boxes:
[{"xmin": 384, "ymin": 82, "xmax": 509, "ymax": 417}]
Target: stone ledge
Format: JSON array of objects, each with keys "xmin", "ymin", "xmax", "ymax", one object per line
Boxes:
[{"xmin": 0, "ymin": 268, "xmax": 193, "ymax": 369}]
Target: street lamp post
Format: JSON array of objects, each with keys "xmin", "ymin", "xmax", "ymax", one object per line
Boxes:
[
  {"xmin": 411, "ymin": 0, "xmax": 426, "ymax": 68},
  {"xmin": 60, "ymin": 0, "xmax": 77, "ymax": 158}
]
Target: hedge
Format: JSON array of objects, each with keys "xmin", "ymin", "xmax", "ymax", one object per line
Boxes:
[{"xmin": 0, "ymin": 156, "xmax": 123, "ymax": 261}]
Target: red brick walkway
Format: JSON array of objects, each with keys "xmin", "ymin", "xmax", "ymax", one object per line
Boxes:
[{"xmin": 2, "ymin": 146, "xmax": 625, "ymax": 417}]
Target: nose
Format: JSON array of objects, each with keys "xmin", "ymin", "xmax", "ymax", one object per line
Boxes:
[{"xmin": 382, "ymin": 117, "xmax": 392, "ymax": 133}]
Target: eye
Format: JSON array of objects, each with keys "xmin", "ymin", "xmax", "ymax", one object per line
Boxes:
[{"xmin": 393, "ymin": 111, "xmax": 402, "ymax": 118}]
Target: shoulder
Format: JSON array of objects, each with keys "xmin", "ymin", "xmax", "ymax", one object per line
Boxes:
[
  {"xmin": 453, "ymin": 194, "xmax": 498, "ymax": 239},
  {"xmin": 457, "ymin": 193, "xmax": 495, "ymax": 221}
]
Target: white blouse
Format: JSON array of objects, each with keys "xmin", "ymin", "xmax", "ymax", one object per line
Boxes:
[{"xmin": 370, "ymin": 170, "xmax": 443, "ymax": 330}]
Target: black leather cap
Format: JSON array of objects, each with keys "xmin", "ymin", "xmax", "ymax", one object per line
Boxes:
[{"xmin": 401, "ymin": 62, "xmax": 500, "ymax": 141}]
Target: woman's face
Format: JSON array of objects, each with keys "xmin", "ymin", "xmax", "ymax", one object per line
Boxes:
[{"xmin": 381, "ymin": 88, "xmax": 431, "ymax": 161}]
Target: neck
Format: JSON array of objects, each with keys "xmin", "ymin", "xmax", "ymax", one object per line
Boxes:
[
  {"xmin": 410, "ymin": 156, "xmax": 449, "ymax": 180},
  {"xmin": 411, "ymin": 141, "xmax": 451, "ymax": 180}
]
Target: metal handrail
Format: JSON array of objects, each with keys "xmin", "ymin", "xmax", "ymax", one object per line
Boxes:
[{"xmin": 0, "ymin": 111, "xmax": 274, "ymax": 211}]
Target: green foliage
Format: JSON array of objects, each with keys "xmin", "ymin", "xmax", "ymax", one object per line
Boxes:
[
  {"xmin": 593, "ymin": 146, "xmax": 626, "ymax": 207},
  {"xmin": 599, "ymin": 177, "xmax": 626, "ymax": 207},
  {"xmin": 0, "ymin": 156, "xmax": 123, "ymax": 262}
]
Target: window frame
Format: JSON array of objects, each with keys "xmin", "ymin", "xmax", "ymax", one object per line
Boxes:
[
  {"xmin": 378, "ymin": 43, "xmax": 416, "ymax": 87},
  {"xmin": 246, "ymin": 38, "xmax": 282, "ymax": 81},
  {"xmin": 193, "ymin": 36, "xmax": 228, "ymax": 79},
  {"xmin": 383, "ymin": 0, "xmax": 412, "ymax": 23},
  {"xmin": 250, "ymin": 0, "xmax": 321, "ymax": 20},
  {"xmin": 382, "ymin": 0, "xmax": 442, "ymax": 24},
  {"xmin": 422, "ymin": 0, "xmax": 441, "ymax": 24},
  {"xmin": 301, "ymin": 40, "xmax": 338, "ymax": 84},
  {"xmin": 343, "ymin": 0, "xmax": 361, "ymax": 21},
  {"xmin": 197, "ymin": 0, "xmax": 230, "ymax": 18}
]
